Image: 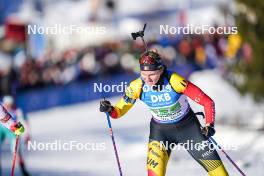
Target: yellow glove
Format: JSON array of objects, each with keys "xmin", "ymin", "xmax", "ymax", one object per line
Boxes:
[{"xmin": 10, "ymin": 122, "xmax": 25, "ymax": 136}]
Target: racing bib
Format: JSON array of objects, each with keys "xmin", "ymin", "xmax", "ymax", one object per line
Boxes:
[{"xmin": 149, "ymin": 95, "xmax": 190, "ymax": 123}]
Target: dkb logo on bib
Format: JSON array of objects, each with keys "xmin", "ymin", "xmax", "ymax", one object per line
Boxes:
[{"xmin": 151, "ymin": 93, "xmax": 171, "ymax": 103}]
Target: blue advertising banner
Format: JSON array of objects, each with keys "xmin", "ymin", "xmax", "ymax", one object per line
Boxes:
[{"xmin": 16, "ymin": 73, "xmax": 138, "ymax": 112}]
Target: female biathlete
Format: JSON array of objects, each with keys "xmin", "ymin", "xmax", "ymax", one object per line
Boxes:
[{"xmin": 100, "ymin": 50, "xmax": 229, "ymax": 176}]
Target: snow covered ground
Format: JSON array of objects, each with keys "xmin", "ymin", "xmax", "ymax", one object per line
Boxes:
[{"xmin": 1, "ymin": 70, "xmax": 264, "ymax": 175}]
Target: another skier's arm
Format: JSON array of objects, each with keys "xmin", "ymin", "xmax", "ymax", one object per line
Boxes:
[
  {"xmin": 0, "ymin": 104, "xmax": 25, "ymax": 135},
  {"xmin": 169, "ymin": 73, "xmax": 215, "ymax": 126},
  {"xmin": 17, "ymin": 108, "xmax": 31, "ymax": 142}
]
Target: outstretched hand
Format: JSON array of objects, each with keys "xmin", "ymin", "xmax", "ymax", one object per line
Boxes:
[{"xmin": 99, "ymin": 98, "xmax": 113, "ymax": 113}]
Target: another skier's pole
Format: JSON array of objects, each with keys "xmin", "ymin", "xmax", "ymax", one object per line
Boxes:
[
  {"xmin": 11, "ymin": 136, "xmax": 19, "ymax": 176},
  {"xmin": 105, "ymin": 112, "xmax": 123, "ymax": 176},
  {"xmin": 209, "ymin": 137, "xmax": 246, "ymax": 176}
]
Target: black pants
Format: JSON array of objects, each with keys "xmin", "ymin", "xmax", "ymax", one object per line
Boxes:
[{"xmin": 147, "ymin": 110, "xmax": 228, "ymax": 176}]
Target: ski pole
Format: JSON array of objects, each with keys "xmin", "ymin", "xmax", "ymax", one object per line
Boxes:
[
  {"xmin": 11, "ymin": 136, "xmax": 19, "ymax": 176},
  {"xmin": 105, "ymin": 112, "xmax": 123, "ymax": 176},
  {"xmin": 209, "ymin": 137, "xmax": 246, "ymax": 176},
  {"xmin": 195, "ymin": 112, "xmax": 246, "ymax": 176}
]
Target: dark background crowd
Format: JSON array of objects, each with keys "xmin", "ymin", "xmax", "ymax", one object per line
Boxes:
[{"xmin": 0, "ymin": 31, "xmax": 250, "ymax": 95}]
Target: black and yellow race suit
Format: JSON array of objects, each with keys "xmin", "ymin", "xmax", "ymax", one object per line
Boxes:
[{"xmin": 109, "ymin": 70, "xmax": 229, "ymax": 176}]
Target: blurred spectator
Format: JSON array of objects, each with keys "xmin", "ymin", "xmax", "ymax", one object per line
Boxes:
[
  {"xmin": 0, "ymin": 44, "xmax": 16, "ymax": 95},
  {"xmin": 0, "ymin": 32, "xmax": 251, "ymax": 95}
]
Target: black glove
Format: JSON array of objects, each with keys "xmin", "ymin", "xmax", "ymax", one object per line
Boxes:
[
  {"xmin": 201, "ymin": 124, "xmax": 215, "ymax": 137},
  {"xmin": 99, "ymin": 99, "xmax": 113, "ymax": 113}
]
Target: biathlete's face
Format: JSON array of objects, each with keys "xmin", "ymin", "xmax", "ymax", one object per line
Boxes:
[{"xmin": 140, "ymin": 69, "xmax": 163, "ymax": 86}]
